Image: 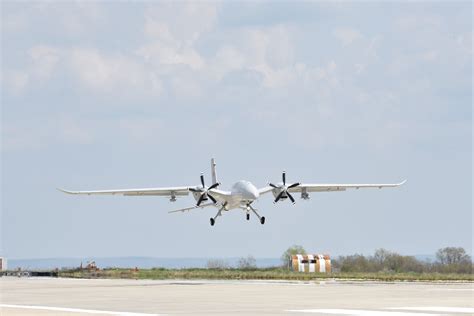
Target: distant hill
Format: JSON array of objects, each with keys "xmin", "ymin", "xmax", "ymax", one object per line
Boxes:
[
  {"xmin": 414, "ymin": 255, "xmax": 437, "ymax": 262},
  {"xmin": 6, "ymin": 255, "xmax": 441, "ymax": 270},
  {"xmin": 7, "ymin": 257, "xmax": 282, "ymax": 270}
]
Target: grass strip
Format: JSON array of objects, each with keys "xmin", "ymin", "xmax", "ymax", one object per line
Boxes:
[{"xmin": 59, "ymin": 268, "xmax": 473, "ymax": 282}]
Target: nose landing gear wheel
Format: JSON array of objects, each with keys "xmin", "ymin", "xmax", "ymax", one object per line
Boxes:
[
  {"xmin": 246, "ymin": 213, "xmax": 250, "ymax": 221},
  {"xmin": 260, "ymin": 217, "xmax": 265, "ymax": 225},
  {"xmin": 210, "ymin": 218, "xmax": 215, "ymax": 226}
]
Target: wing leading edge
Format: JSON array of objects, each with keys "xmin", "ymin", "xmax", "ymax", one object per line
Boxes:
[
  {"xmin": 58, "ymin": 186, "xmax": 191, "ymax": 197},
  {"xmin": 259, "ymin": 180, "xmax": 406, "ymax": 195},
  {"xmin": 58, "ymin": 186, "xmax": 231, "ymax": 200},
  {"xmin": 291, "ymin": 180, "xmax": 407, "ymax": 193}
]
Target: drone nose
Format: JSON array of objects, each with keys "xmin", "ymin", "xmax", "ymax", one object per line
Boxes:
[
  {"xmin": 249, "ymin": 186, "xmax": 259, "ymax": 199},
  {"xmin": 240, "ymin": 182, "xmax": 259, "ymax": 200}
]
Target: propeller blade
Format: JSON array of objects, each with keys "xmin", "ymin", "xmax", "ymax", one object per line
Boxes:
[
  {"xmin": 287, "ymin": 192, "xmax": 295, "ymax": 204},
  {"xmin": 196, "ymin": 194, "xmax": 205, "ymax": 206},
  {"xmin": 274, "ymin": 191, "xmax": 284, "ymax": 203},
  {"xmin": 189, "ymin": 188, "xmax": 199, "ymax": 192},
  {"xmin": 208, "ymin": 182, "xmax": 220, "ymax": 190},
  {"xmin": 282, "ymin": 171, "xmax": 286, "ymax": 185},
  {"xmin": 269, "ymin": 183, "xmax": 278, "ymax": 188},
  {"xmin": 200, "ymin": 173, "xmax": 205, "ymax": 187},
  {"xmin": 207, "ymin": 194, "xmax": 217, "ymax": 204},
  {"xmin": 287, "ymin": 182, "xmax": 300, "ymax": 189}
]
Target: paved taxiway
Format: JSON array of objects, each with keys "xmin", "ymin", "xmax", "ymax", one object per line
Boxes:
[{"xmin": 1, "ymin": 277, "xmax": 473, "ymax": 315}]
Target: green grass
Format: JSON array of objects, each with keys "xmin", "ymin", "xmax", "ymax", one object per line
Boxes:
[{"xmin": 59, "ymin": 268, "xmax": 473, "ymax": 282}]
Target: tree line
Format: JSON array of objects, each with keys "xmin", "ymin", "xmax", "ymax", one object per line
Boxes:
[
  {"xmin": 283, "ymin": 245, "xmax": 472, "ymax": 274},
  {"xmin": 206, "ymin": 246, "xmax": 472, "ymax": 274}
]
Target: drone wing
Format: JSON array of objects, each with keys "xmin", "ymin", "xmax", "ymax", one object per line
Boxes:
[
  {"xmin": 289, "ymin": 180, "xmax": 407, "ymax": 193},
  {"xmin": 58, "ymin": 186, "xmax": 191, "ymax": 198}
]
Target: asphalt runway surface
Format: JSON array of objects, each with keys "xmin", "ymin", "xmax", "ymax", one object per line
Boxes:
[{"xmin": 1, "ymin": 277, "xmax": 473, "ymax": 315}]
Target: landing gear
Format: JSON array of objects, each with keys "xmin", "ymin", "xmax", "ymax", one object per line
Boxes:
[
  {"xmin": 246, "ymin": 203, "xmax": 265, "ymax": 225},
  {"xmin": 210, "ymin": 203, "xmax": 226, "ymax": 226}
]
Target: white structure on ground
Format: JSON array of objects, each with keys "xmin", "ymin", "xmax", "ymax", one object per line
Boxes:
[
  {"xmin": 291, "ymin": 254, "xmax": 331, "ymax": 273},
  {"xmin": 0, "ymin": 257, "xmax": 7, "ymax": 271}
]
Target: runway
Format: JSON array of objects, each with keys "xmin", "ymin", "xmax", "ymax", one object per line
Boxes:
[{"xmin": 1, "ymin": 277, "xmax": 473, "ymax": 315}]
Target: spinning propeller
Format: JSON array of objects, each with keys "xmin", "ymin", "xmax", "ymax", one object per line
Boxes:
[
  {"xmin": 269, "ymin": 171, "xmax": 300, "ymax": 204},
  {"xmin": 189, "ymin": 173, "xmax": 220, "ymax": 206}
]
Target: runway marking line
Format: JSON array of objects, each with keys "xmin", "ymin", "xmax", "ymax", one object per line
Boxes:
[
  {"xmin": 429, "ymin": 288, "xmax": 474, "ymax": 292},
  {"xmin": 285, "ymin": 309, "xmax": 445, "ymax": 315},
  {"xmin": 0, "ymin": 304, "xmax": 163, "ymax": 316},
  {"xmin": 389, "ymin": 307, "xmax": 474, "ymax": 313}
]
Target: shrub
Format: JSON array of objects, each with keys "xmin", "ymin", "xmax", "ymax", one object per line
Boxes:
[
  {"xmin": 281, "ymin": 245, "xmax": 306, "ymax": 268},
  {"xmin": 237, "ymin": 255, "xmax": 257, "ymax": 270},
  {"xmin": 206, "ymin": 259, "xmax": 230, "ymax": 269}
]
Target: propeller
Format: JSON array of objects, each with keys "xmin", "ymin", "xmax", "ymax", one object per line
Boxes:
[
  {"xmin": 269, "ymin": 171, "xmax": 300, "ymax": 204},
  {"xmin": 189, "ymin": 173, "xmax": 220, "ymax": 206}
]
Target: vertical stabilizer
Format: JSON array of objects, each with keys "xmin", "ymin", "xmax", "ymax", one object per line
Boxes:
[{"xmin": 211, "ymin": 158, "xmax": 218, "ymax": 184}]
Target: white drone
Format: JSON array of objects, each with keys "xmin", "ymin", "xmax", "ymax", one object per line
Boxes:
[{"xmin": 60, "ymin": 158, "xmax": 405, "ymax": 226}]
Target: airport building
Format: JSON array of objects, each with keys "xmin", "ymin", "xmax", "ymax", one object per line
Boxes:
[
  {"xmin": 0, "ymin": 257, "xmax": 7, "ymax": 271},
  {"xmin": 291, "ymin": 254, "xmax": 331, "ymax": 273}
]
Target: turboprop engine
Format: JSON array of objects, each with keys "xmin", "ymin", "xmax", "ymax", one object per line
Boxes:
[
  {"xmin": 189, "ymin": 173, "xmax": 220, "ymax": 206},
  {"xmin": 269, "ymin": 171, "xmax": 300, "ymax": 204}
]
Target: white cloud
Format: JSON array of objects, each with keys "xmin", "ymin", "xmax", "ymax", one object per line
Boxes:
[
  {"xmin": 3, "ymin": 4, "xmax": 305, "ymax": 98},
  {"xmin": 29, "ymin": 45, "xmax": 61, "ymax": 79},
  {"xmin": 138, "ymin": 5, "xmax": 300, "ymax": 91},
  {"xmin": 136, "ymin": 3, "xmax": 218, "ymax": 70},
  {"xmin": 2, "ymin": 120, "xmax": 44, "ymax": 151},
  {"xmin": 2, "ymin": 2, "xmax": 106, "ymax": 37},
  {"xmin": 420, "ymin": 50, "xmax": 438, "ymax": 62},
  {"xmin": 2, "ymin": 11, "xmax": 29, "ymax": 33},
  {"xmin": 69, "ymin": 49, "xmax": 162, "ymax": 96},
  {"xmin": 355, "ymin": 63, "xmax": 366, "ymax": 74},
  {"xmin": 136, "ymin": 43, "xmax": 205, "ymax": 70},
  {"xmin": 333, "ymin": 28, "xmax": 362, "ymax": 46},
  {"xmin": 239, "ymin": 26, "xmax": 295, "ymax": 68},
  {"xmin": 263, "ymin": 25, "xmax": 295, "ymax": 68},
  {"xmin": 2, "ymin": 116, "xmax": 164, "ymax": 152},
  {"xmin": 3, "ymin": 45, "xmax": 163, "ymax": 98},
  {"xmin": 2, "ymin": 116, "xmax": 95, "ymax": 151},
  {"xmin": 207, "ymin": 25, "xmax": 297, "ymax": 88},
  {"xmin": 2, "ymin": 45, "xmax": 60, "ymax": 93},
  {"xmin": 144, "ymin": 3, "xmax": 218, "ymax": 45},
  {"xmin": 211, "ymin": 46, "xmax": 246, "ymax": 79},
  {"xmin": 2, "ymin": 70, "xmax": 30, "ymax": 94},
  {"xmin": 396, "ymin": 14, "xmax": 442, "ymax": 31}
]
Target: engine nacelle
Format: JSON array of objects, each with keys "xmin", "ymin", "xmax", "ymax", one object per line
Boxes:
[
  {"xmin": 269, "ymin": 171, "xmax": 300, "ymax": 204},
  {"xmin": 192, "ymin": 190, "xmax": 206, "ymax": 202},
  {"xmin": 271, "ymin": 188, "xmax": 288, "ymax": 199}
]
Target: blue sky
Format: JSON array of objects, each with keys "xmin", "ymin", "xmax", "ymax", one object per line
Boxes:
[{"xmin": 1, "ymin": 1, "xmax": 472, "ymax": 259}]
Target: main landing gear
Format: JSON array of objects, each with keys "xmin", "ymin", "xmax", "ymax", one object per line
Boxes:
[
  {"xmin": 209, "ymin": 203, "xmax": 266, "ymax": 226},
  {"xmin": 210, "ymin": 203, "xmax": 226, "ymax": 226},
  {"xmin": 246, "ymin": 204, "xmax": 265, "ymax": 225}
]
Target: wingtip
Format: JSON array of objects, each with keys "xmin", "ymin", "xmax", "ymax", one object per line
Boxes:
[
  {"xmin": 398, "ymin": 179, "xmax": 407, "ymax": 186},
  {"xmin": 57, "ymin": 188, "xmax": 74, "ymax": 194}
]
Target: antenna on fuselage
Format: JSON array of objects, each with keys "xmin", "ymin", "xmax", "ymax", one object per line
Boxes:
[{"xmin": 211, "ymin": 158, "xmax": 218, "ymax": 185}]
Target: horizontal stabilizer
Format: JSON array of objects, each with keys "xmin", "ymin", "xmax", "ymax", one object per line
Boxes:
[{"xmin": 168, "ymin": 203, "xmax": 215, "ymax": 214}]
